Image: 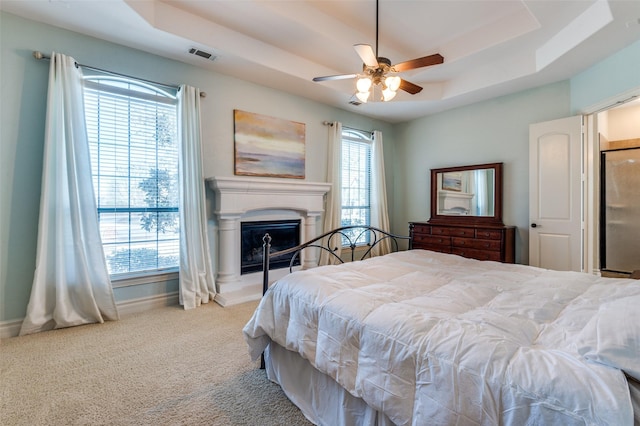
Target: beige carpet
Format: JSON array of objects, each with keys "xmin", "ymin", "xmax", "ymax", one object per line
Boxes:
[{"xmin": 0, "ymin": 301, "xmax": 312, "ymax": 425}]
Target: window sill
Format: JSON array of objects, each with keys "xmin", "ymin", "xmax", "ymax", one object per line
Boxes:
[
  {"xmin": 111, "ymin": 269, "xmax": 179, "ymax": 288},
  {"xmin": 342, "ymin": 243, "xmax": 371, "ymax": 250}
]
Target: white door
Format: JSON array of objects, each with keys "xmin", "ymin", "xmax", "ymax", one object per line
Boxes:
[{"xmin": 529, "ymin": 115, "xmax": 583, "ymax": 271}]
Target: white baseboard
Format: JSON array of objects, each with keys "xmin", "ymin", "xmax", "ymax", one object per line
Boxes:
[
  {"xmin": 0, "ymin": 292, "xmax": 180, "ymax": 340},
  {"xmin": 116, "ymin": 291, "xmax": 180, "ymax": 317},
  {"xmin": 0, "ymin": 319, "xmax": 23, "ymax": 340}
]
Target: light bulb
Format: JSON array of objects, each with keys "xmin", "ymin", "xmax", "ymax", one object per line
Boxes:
[
  {"xmin": 356, "ymin": 90, "xmax": 370, "ymax": 103},
  {"xmin": 356, "ymin": 76, "xmax": 372, "ymax": 93},
  {"xmin": 385, "ymin": 75, "xmax": 401, "ymax": 92},
  {"xmin": 382, "ymin": 87, "xmax": 397, "ymax": 102}
]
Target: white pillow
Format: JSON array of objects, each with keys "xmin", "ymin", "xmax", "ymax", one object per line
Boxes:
[{"xmin": 577, "ymin": 296, "xmax": 640, "ymax": 380}]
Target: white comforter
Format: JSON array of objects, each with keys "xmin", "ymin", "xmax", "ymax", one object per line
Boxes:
[{"xmin": 243, "ymin": 250, "xmax": 640, "ymax": 425}]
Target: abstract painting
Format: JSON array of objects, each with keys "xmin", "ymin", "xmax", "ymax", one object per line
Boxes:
[
  {"xmin": 442, "ymin": 171, "xmax": 463, "ymax": 191},
  {"xmin": 234, "ymin": 110, "xmax": 305, "ymax": 179}
]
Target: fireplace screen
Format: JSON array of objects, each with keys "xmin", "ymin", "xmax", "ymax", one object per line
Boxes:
[{"xmin": 240, "ymin": 220, "xmax": 301, "ymax": 274}]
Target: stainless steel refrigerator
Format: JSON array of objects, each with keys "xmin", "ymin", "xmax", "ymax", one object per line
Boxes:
[{"xmin": 601, "ymin": 147, "xmax": 640, "ymax": 274}]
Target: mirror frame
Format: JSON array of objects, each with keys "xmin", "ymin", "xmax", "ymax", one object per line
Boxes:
[{"xmin": 429, "ymin": 162, "xmax": 504, "ymax": 226}]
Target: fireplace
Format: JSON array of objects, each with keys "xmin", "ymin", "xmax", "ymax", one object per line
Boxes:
[
  {"xmin": 241, "ymin": 220, "xmax": 301, "ymax": 274},
  {"xmin": 207, "ymin": 176, "xmax": 331, "ymax": 306}
]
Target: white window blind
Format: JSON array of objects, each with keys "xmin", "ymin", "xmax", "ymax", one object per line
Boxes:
[
  {"xmin": 84, "ymin": 76, "xmax": 179, "ymax": 276},
  {"xmin": 341, "ymin": 128, "xmax": 372, "ymax": 245}
]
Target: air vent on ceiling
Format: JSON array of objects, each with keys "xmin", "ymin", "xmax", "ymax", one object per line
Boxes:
[{"xmin": 188, "ymin": 48, "xmax": 216, "ymax": 61}]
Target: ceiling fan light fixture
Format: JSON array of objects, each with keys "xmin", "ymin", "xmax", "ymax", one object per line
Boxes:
[
  {"xmin": 356, "ymin": 76, "xmax": 372, "ymax": 92},
  {"xmin": 385, "ymin": 75, "xmax": 401, "ymax": 92},
  {"xmin": 356, "ymin": 75, "xmax": 372, "ymax": 103},
  {"xmin": 356, "ymin": 90, "xmax": 370, "ymax": 103},
  {"xmin": 382, "ymin": 87, "xmax": 397, "ymax": 102}
]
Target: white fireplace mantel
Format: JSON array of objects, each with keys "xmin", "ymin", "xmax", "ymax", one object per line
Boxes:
[
  {"xmin": 208, "ymin": 176, "xmax": 331, "ymax": 217},
  {"xmin": 206, "ymin": 176, "xmax": 331, "ymax": 306}
]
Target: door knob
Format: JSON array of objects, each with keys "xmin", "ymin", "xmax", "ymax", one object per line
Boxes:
[{"xmin": 531, "ymin": 223, "xmax": 538, "ymax": 228}]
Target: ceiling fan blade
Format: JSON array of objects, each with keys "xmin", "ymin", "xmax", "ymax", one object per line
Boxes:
[
  {"xmin": 354, "ymin": 44, "xmax": 379, "ymax": 68},
  {"xmin": 393, "ymin": 53, "xmax": 444, "ymax": 72},
  {"xmin": 312, "ymin": 74, "xmax": 357, "ymax": 82},
  {"xmin": 399, "ymin": 79, "xmax": 423, "ymax": 95}
]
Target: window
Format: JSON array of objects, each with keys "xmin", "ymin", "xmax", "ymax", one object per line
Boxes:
[
  {"xmin": 341, "ymin": 128, "xmax": 372, "ymax": 245},
  {"xmin": 84, "ymin": 75, "xmax": 179, "ymax": 276}
]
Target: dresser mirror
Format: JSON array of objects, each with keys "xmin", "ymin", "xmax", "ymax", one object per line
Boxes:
[{"xmin": 429, "ymin": 162, "xmax": 504, "ymax": 225}]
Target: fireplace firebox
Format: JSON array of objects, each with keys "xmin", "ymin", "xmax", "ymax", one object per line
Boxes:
[{"xmin": 240, "ymin": 220, "xmax": 301, "ymax": 274}]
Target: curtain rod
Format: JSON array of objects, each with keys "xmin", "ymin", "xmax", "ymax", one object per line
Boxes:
[
  {"xmin": 33, "ymin": 51, "xmax": 206, "ymax": 98},
  {"xmin": 323, "ymin": 121, "xmax": 373, "ymax": 135}
]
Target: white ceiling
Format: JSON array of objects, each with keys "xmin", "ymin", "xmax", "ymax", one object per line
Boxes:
[{"xmin": 3, "ymin": 0, "xmax": 640, "ymax": 123}]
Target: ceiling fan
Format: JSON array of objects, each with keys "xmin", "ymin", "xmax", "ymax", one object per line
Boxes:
[{"xmin": 312, "ymin": 0, "xmax": 444, "ymax": 103}]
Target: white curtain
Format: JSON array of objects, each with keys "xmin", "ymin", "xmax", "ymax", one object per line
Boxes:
[
  {"xmin": 371, "ymin": 130, "xmax": 392, "ymax": 256},
  {"xmin": 20, "ymin": 53, "xmax": 118, "ymax": 336},
  {"xmin": 319, "ymin": 121, "xmax": 343, "ymax": 265},
  {"xmin": 475, "ymin": 169, "xmax": 489, "ymax": 216},
  {"xmin": 177, "ymin": 84, "xmax": 216, "ymax": 309}
]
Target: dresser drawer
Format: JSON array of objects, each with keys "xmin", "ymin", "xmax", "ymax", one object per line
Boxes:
[
  {"xmin": 413, "ymin": 234, "xmax": 451, "ymax": 246},
  {"xmin": 431, "ymin": 226, "xmax": 475, "ymax": 237},
  {"xmin": 475, "ymin": 229, "xmax": 503, "ymax": 240},
  {"xmin": 452, "ymin": 237, "xmax": 501, "ymax": 251},
  {"xmin": 411, "ymin": 223, "xmax": 430, "ymax": 235},
  {"xmin": 451, "ymin": 247, "xmax": 502, "ymax": 262}
]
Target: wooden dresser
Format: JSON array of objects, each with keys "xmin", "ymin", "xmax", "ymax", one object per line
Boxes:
[{"xmin": 410, "ymin": 222, "xmax": 516, "ymax": 263}]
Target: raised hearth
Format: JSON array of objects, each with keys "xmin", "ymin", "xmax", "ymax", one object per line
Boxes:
[{"xmin": 207, "ymin": 176, "xmax": 331, "ymax": 306}]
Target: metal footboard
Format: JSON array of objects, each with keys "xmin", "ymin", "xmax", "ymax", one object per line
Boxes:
[{"xmin": 261, "ymin": 225, "xmax": 410, "ymax": 296}]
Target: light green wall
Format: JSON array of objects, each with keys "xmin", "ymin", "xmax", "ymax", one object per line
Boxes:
[
  {"xmin": 0, "ymin": 12, "xmax": 395, "ymax": 323},
  {"xmin": 394, "ymin": 39, "xmax": 640, "ymax": 265},
  {"xmin": 393, "ymin": 82, "xmax": 571, "ymax": 264},
  {"xmin": 571, "ymin": 39, "xmax": 640, "ymax": 113}
]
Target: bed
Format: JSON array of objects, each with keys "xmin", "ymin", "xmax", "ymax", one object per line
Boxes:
[{"xmin": 243, "ymin": 226, "xmax": 640, "ymax": 425}]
